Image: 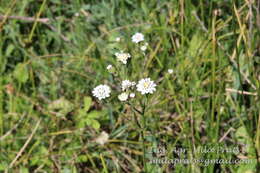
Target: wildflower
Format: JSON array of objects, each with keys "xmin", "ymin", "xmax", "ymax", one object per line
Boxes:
[
  {"xmin": 74, "ymin": 12, "xmax": 79, "ymax": 17},
  {"xmin": 131, "ymin": 81, "xmax": 136, "ymax": 86},
  {"xmin": 140, "ymin": 42, "xmax": 148, "ymax": 51},
  {"xmin": 122, "ymin": 80, "xmax": 135, "ymax": 91},
  {"xmin": 95, "ymin": 131, "xmax": 109, "ymax": 145},
  {"xmin": 115, "ymin": 37, "xmax": 121, "ymax": 42},
  {"xmin": 129, "ymin": 93, "xmax": 135, "ymax": 98},
  {"xmin": 168, "ymin": 69, "xmax": 173, "ymax": 74},
  {"xmin": 136, "ymin": 78, "xmax": 156, "ymax": 95},
  {"xmin": 92, "ymin": 84, "xmax": 111, "ymax": 100},
  {"xmin": 140, "ymin": 45, "xmax": 147, "ymax": 51},
  {"xmin": 115, "ymin": 52, "xmax": 131, "ymax": 64},
  {"xmin": 132, "ymin": 32, "xmax": 144, "ymax": 43},
  {"xmin": 106, "ymin": 64, "xmax": 113, "ymax": 70},
  {"xmin": 118, "ymin": 92, "xmax": 128, "ymax": 101}
]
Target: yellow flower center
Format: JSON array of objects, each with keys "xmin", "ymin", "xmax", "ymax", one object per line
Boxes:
[{"xmin": 143, "ymin": 82, "xmax": 149, "ymax": 88}]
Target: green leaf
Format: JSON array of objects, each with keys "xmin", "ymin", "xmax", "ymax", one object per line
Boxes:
[
  {"xmin": 62, "ymin": 167, "xmax": 78, "ymax": 173},
  {"xmin": 19, "ymin": 167, "xmax": 29, "ymax": 173},
  {"xmin": 76, "ymin": 155, "xmax": 88, "ymax": 162},
  {"xmin": 85, "ymin": 119, "xmax": 93, "ymax": 126},
  {"xmin": 235, "ymin": 126, "xmax": 254, "ymax": 154},
  {"xmin": 0, "ymin": 162, "xmax": 8, "ymax": 170},
  {"xmin": 83, "ymin": 96, "xmax": 92, "ymax": 112},
  {"xmin": 13, "ymin": 63, "xmax": 29, "ymax": 83},
  {"xmin": 237, "ymin": 159, "xmax": 257, "ymax": 173},
  {"xmin": 87, "ymin": 111, "xmax": 100, "ymax": 119},
  {"xmin": 188, "ymin": 33, "xmax": 204, "ymax": 58},
  {"xmin": 78, "ymin": 109, "xmax": 86, "ymax": 117},
  {"xmin": 91, "ymin": 120, "xmax": 100, "ymax": 129},
  {"xmin": 48, "ymin": 98, "xmax": 74, "ymax": 117},
  {"xmin": 76, "ymin": 120, "xmax": 85, "ymax": 128},
  {"xmin": 235, "ymin": 126, "xmax": 250, "ymax": 144}
]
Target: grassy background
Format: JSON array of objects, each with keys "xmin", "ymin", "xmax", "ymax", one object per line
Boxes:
[{"xmin": 0, "ymin": 0, "xmax": 259, "ymax": 172}]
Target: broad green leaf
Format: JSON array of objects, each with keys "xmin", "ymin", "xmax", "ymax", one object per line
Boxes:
[
  {"xmin": 5, "ymin": 44, "xmax": 15, "ymax": 56},
  {"xmin": 235, "ymin": 126, "xmax": 250, "ymax": 144},
  {"xmin": 235, "ymin": 126, "xmax": 255, "ymax": 154},
  {"xmin": 48, "ymin": 98, "xmax": 74, "ymax": 117},
  {"xmin": 85, "ymin": 119, "xmax": 93, "ymax": 126},
  {"xmin": 19, "ymin": 167, "xmax": 29, "ymax": 173},
  {"xmin": 235, "ymin": 126, "xmax": 257, "ymax": 173},
  {"xmin": 13, "ymin": 63, "xmax": 29, "ymax": 83},
  {"xmin": 76, "ymin": 120, "xmax": 85, "ymax": 128},
  {"xmin": 87, "ymin": 111, "xmax": 100, "ymax": 119},
  {"xmin": 0, "ymin": 162, "xmax": 8, "ymax": 170},
  {"xmin": 91, "ymin": 119, "xmax": 100, "ymax": 129},
  {"xmin": 84, "ymin": 96, "xmax": 92, "ymax": 112},
  {"xmin": 78, "ymin": 109, "xmax": 86, "ymax": 117},
  {"xmin": 237, "ymin": 159, "xmax": 257, "ymax": 173},
  {"xmin": 76, "ymin": 155, "xmax": 88, "ymax": 162},
  {"xmin": 188, "ymin": 33, "xmax": 204, "ymax": 58}
]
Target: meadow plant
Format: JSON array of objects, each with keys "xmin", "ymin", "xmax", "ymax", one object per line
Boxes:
[{"xmin": 92, "ymin": 32, "xmax": 157, "ymax": 170}]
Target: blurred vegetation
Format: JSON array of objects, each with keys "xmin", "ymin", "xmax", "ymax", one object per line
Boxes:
[{"xmin": 0, "ymin": 0, "xmax": 259, "ymax": 172}]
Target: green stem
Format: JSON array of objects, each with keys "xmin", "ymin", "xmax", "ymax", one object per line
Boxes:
[
  {"xmin": 0, "ymin": 78, "xmax": 3, "ymax": 136},
  {"xmin": 130, "ymin": 97, "xmax": 148, "ymax": 172},
  {"xmin": 141, "ymin": 96, "xmax": 148, "ymax": 172},
  {"xmin": 211, "ymin": 11, "xmax": 217, "ymax": 131},
  {"xmin": 28, "ymin": 0, "xmax": 47, "ymax": 42}
]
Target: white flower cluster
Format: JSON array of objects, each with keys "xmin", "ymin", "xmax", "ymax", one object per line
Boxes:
[
  {"xmin": 92, "ymin": 78, "xmax": 156, "ymax": 101},
  {"xmin": 118, "ymin": 92, "xmax": 128, "ymax": 101},
  {"xmin": 92, "ymin": 84, "xmax": 111, "ymax": 100},
  {"xmin": 168, "ymin": 69, "xmax": 173, "ymax": 74},
  {"xmin": 121, "ymin": 80, "xmax": 136, "ymax": 91},
  {"xmin": 131, "ymin": 33, "xmax": 148, "ymax": 51},
  {"xmin": 115, "ymin": 52, "xmax": 131, "ymax": 64},
  {"xmin": 106, "ymin": 64, "xmax": 112, "ymax": 70},
  {"xmin": 115, "ymin": 37, "xmax": 121, "ymax": 42},
  {"xmin": 117, "ymin": 80, "xmax": 136, "ymax": 101},
  {"xmin": 92, "ymin": 33, "xmax": 157, "ymax": 101},
  {"xmin": 140, "ymin": 42, "xmax": 148, "ymax": 51}
]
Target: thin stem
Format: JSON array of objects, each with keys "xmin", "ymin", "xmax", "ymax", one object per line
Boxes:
[
  {"xmin": 131, "ymin": 108, "xmax": 142, "ymax": 129},
  {"xmin": 129, "ymin": 98, "xmax": 148, "ymax": 172},
  {"xmin": 28, "ymin": 0, "xmax": 47, "ymax": 42},
  {"xmin": 141, "ymin": 96, "xmax": 148, "ymax": 172},
  {"xmin": 211, "ymin": 11, "xmax": 217, "ymax": 141},
  {"xmin": 127, "ymin": 102, "xmax": 142, "ymax": 115}
]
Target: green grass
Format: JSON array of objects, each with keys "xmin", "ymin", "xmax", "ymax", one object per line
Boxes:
[{"xmin": 0, "ymin": 0, "xmax": 259, "ymax": 172}]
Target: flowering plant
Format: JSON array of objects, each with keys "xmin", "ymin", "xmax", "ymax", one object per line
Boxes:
[
  {"xmin": 92, "ymin": 32, "xmax": 156, "ymax": 102},
  {"xmin": 92, "ymin": 32, "xmax": 157, "ymax": 170}
]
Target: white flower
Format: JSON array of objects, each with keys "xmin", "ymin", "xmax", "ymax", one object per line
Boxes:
[
  {"xmin": 74, "ymin": 12, "xmax": 79, "ymax": 17},
  {"xmin": 140, "ymin": 42, "xmax": 148, "ymax": 51},
  {"xmin": 140, "ymin": 45, "xmax": 147, "ymax": 51},
  {"xmin": 115, "ymin": 37, "xmax": 121, "ymax": 42},
  {"xmin": 132, "ymin": 33, "xmax": 144, "ymax": 43},
  {"xmin": 115, "ymin": 52, "xmax": 131, "ymax": 64},
  {"xmin": 129, "ymin": 93, "xmax": 135, "ymax": 98},
  {"xmin": 118, "ymin": 92, "xmax": 128, "ymax": 101},
  {"xmin": 106, "ymin": 64, "xmax": 112, "ymax": 70},
  {"xmin": 136, "ymin": 78, "xmax": 156, "ymax": 95},
  {"xmin": 92, "ymin": 84, "xmax": 111, "ymax": 100},
  {"xmin": 95, "ymin": 131, "xmax": 109, "ymax": 145},
  {"xmin": 122, "ymin": 80, "xmax": 135, "ymax": 91},
  {"xmin": 168, "ymin": 69, "xmax": 173, "ymax": 74}
]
